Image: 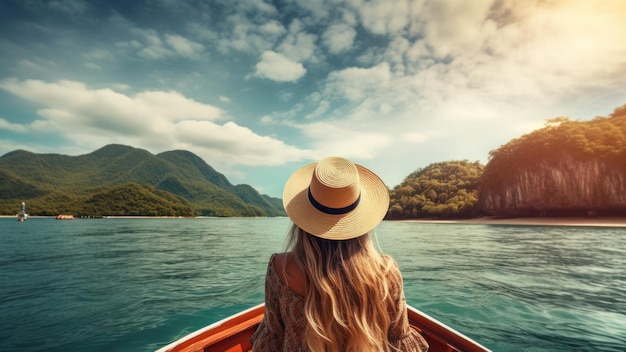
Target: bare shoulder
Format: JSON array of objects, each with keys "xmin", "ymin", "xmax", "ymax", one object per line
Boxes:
[
  {"xmin": 273, "ymin": 251, "xmax": 306, "ymax": 296},
  {"xmin": 272, "ymin": 252, "xmax": 289, "ymax": 270}
]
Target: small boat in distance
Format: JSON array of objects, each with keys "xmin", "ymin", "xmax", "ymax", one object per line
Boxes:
[
  {"xmin": 156, "ymin": 304, "xmax": 491, "ymax": 352},
  {"xmin": 55, "ymin": 214, "xmax": 75, "ymax": 220},
  {"xmin": 17, "ymin": 202, "xmax": 28, "ymax": 222}
]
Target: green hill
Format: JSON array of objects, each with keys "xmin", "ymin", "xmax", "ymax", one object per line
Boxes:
[
  {"xmin": 387, "ymin": 160, "xmax": 484, "ymax": 219},
  {"xmin": 0, "ymin": 144, "xmax": 285, "ymax": 217}
]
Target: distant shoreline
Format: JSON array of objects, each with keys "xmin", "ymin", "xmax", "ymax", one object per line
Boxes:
[
  {"xmin": 3, "ymin": 215, "xmax": 625, "ymax": 227},
  {"xmin": 398, "ymin": 216, "xmax": 626, "ymax": 228}
]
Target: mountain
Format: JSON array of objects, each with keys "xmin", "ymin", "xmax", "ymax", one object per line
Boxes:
[
  {"xmin": 478, "ymin": 105, "xmax": 626, "ymax": 217},
  {"xmin": 0, "ymin": 144, "xmax": 285, "ymax": 217}
]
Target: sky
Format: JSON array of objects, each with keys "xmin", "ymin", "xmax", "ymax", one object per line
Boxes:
[{"xmin": 1, "ymin": 0, "xmax": 625, "ymax": 198}]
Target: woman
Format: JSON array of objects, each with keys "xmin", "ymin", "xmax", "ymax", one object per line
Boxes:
[{"xmin": 251, "ymin": 156, "xmax": 428, "ymax": 352}]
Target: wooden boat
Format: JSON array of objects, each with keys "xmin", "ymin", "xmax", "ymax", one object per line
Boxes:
[
  {"xmin": 55, "ymin": 214, "xmax": 75, "ymax": 220},
  {"xmin": 156, "ymin": 304, "xmax": 491, "ymax": 352}
]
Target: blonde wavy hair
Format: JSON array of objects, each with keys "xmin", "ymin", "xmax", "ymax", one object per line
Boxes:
[{"xmin": 285, "ymin": 224, "xmax": 398, "ymax": 352}]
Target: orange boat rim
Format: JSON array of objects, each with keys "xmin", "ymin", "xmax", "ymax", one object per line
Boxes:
[{"xmin": 156, "ymin": 303, "xmax": 492, "ymax": 352}]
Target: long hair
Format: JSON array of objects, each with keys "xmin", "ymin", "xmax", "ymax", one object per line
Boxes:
[{"xmin": 285, "ymin": 224, "xmax": 397, "ymax": 352}]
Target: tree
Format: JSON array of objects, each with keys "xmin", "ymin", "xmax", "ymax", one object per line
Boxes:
[{"xmin": 387, "ymin": 160, "xmax": 484, "ymax": 219}]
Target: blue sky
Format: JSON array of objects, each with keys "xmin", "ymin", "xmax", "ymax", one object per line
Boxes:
[{"xmin": 1, "ymin": 0, "xmax": 625, "ymax": 197}]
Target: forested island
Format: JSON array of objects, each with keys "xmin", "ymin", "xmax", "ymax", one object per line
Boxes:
[
  {"xmin": 478, "ymin": 105, "xmax": 625, "ymax": 217},
  {"xmin": 1, "ymin": 104, "xmax": 625, "ymax": 219},
  {"xmin": 387, "ymin": 103, "xmax": 626, "ymax": 219}
]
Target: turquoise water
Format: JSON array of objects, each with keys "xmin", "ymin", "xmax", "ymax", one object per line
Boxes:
[{"xmin": 1, "ymin": 218, "xmax": 625, "ymax": 352}]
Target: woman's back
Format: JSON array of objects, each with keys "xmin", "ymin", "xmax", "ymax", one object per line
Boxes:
[
  {"xmin": 292, "ymin": 230, "xmax": 397, "ymax": 351},
  {"xmin": 251, "ymin": 241, "xmax": 428, "ymax": 351}
]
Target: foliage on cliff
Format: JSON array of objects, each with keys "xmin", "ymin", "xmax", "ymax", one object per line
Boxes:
[
  {"xmin": 387, "ymin": 160, "xmax": 484, "ymax": 219},
  {"xmin": 0, "ymin": 145, "xmax": 284, "ymax": 217},
  {"xmin": 479, "ymin": 104, "xmax": 626, "ymax": 216},
  {"xmin": 485, "ymin": 107, "xmax": 626, "ymax": 171}
]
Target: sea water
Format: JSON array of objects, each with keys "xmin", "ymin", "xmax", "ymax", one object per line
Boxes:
[{"xmin": 0, "ymin": 218, "xmax": 624, "ymax": 352}]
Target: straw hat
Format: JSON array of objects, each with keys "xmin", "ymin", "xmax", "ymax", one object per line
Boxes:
[{"xmin": 283, "ymin": 156, "xmax": 390, "ymax": 240}]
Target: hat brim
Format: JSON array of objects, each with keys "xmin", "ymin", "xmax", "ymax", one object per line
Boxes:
[{"xmin": 283, "ymin": 162, "xmax": 390, "ymax": 240}]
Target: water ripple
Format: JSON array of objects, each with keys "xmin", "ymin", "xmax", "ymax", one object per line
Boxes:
[{"xmin": 1, "ymin": 218, "xmax": 625, "ymax": 352}]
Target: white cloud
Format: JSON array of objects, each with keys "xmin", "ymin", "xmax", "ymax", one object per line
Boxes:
[
  {"xmin": 119, "ymin": 28, "xmax": 205, "ymax": 60},
  {"xmin": 403, "ymin": 131, "xmax": 440, "ymax": 144},
  {"xmin": 355, "ymin": 0, "xmax": 410, "ymax": 35},
  {"xmin": 322, "ymin": 23, "xmax": 357, "ymax": 54},
  {"xmin": 405, "ymin": 40, "xmax": 431, "ymax": 66},
  {"xmin": 218, "ymin": 14, "xmax": 281, "ymax": 53},
  {"xmin": 259, "ymin": 20, "xmax": 287, "ymax": 37},
  {"xmin": 260, "ymin": 115, "xmax": 274, "ymax": 124},
  {"xmin": 278, "ymin": 91, "xmax": 295, "ymax": 102},
  {"xmin": 135, "ymin": 91, "xmax": 224, "ymax": 121},
  {"xmin": 0, "ymin": 79, "xmax": 224, "ymax": 123},
  {"xmin": 235, "ymin": 0, "xmax": 279, "ymax": 15},
  {"xmin": 126, "ymin": 28, "xmax": 170, "ymax": 59},
  {"xmin": 417, "ymin": 0, "xmax": 493, "ymax": 58},
  {"xmin": 287, "ymin": 0, "xmax": 330, "ymax": 21},
  {"xmin": 325, "ymin": 62, "xmax": 392, "ymax": 101},
  {"xmin": 112, "ymin": 83, "xmax": 130, "ymax": 91},
  {"xmin": 254, "ymin": 51, "xmax": 307, "ymax": 82},
  {"xmin": 187, "ymin": 22, "xmax": 219, "ymax": 42},
  {"xmin": 17, "ymin": 59, "xmax": 46, "ymax": 72},
  {"xmin": 304, "ymin": 99, "xmax": 330, "ymax": 120},
  {"xmin": 295, "ymin": 119, "xmax": 392, "ymax": 160},
  {"xmin": 175, "ymin": 120, "xmax": 307, "ymax": 165},
  {"xmin": 320, "ymin": 0, "xmax": 626, "ymax": 121},
  {"xmin": 384, "ymin": 37, "xmax": 411, "ymax": 74},
  {"xmin": 277, "ymin": 19, "xmax": 318, "ymax": 62},
  {"xmin": 0, "ymin": 78, "xmax": 308, "ymax": 166},
  {"xmin": 408, "ymin": 0, "xmax": 626, "ymax": 100},
  {"xmin": 0, "ymin": 117, "xmax": 28, "ymax": 132},
  {"xmin": 164, "ymin": 34, "xmax": 205, "ymax": 58}
]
